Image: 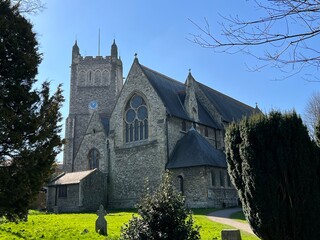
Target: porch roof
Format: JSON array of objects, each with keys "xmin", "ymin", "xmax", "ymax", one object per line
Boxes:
[{"xmin": 48, "ymin": 169, "xmax": 96, "ymax": 186}]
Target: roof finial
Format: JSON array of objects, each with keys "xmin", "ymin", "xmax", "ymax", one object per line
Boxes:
[
  {"xmin": 189, "ymin": 68, "xmax": 191, "ymax": 73},
  {"xmin": 134, "ymin": 53, "xmax": 138, "ymax": 58},
  {"xmin": 111, "ymin": 39, "xmax": 118, "ymax": 58}
]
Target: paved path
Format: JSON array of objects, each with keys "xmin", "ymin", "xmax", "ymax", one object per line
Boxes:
[{"xmin": 207, "ymin": 208, "xmax": 255, "ymax": 235}]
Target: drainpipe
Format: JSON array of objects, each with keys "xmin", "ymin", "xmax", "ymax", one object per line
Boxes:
[
  {"xmin": 106, "ymin": 139, "xmax": 111, "ymax": 207},
  {"xmin": 54, "ymin": 186, "xmax": 58, "ymax": 206}
]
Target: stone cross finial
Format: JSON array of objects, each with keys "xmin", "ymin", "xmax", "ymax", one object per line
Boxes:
[{"xmin": 95, "ymin": 204, "xmax": 107, "ymax": 235}]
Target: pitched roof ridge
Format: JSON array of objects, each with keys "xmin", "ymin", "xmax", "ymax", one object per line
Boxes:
[
  {"xmin": 140, "ymin": 64, "xmax": 185, "ymax": 87},
  {"xmin": 197, "ymin": 81, "xmax": 255, "ymax": 110}
]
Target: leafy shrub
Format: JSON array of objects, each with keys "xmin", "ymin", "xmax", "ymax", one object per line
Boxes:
[{"xmin": 120, "ymin": 171, "xmax": 200, "ymax": 240}]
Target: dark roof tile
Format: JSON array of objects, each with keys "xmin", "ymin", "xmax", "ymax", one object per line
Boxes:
[
  {"xmin": 197, "ymin": 82, "xmax": 256, "ymax": 123},
  {"xmin": 166, "ymin": 129, "xmax": 227, "ymax": 169},
  {"xmin": 140, "ymin": 63, "xmax": 256, "ymax": 127},
  {"xmin": 141, "ymin": 65, "xmax": 190, "ymax": 120}
]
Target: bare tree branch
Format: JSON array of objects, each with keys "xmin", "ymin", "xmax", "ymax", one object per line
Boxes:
[
  {"xmin": 189, "ymin": 0, "xmax": 320, "ymax": 79},
  {"xmin": 11, "ymin": 0, "xmax": 45, "ymax": 15},
  {"xmin": 304, "ymin": 91, "xmax": 320, "ymax": 140}
]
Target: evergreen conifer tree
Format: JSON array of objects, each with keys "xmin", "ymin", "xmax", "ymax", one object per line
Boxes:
[
  {"xmin": 0, "ymin": 0, "xmax": 64, "ymax": 221},
  {"xmin": 225, "ymin": 111, "xmax": 320, "ymax": 240}
]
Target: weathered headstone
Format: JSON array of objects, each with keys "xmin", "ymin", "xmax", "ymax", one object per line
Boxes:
[
  {"xmin": 221, "ymin": 229, "xmax": 242, "ymax": 240},
  {"xmin": 95, "ymin": 204, "xmax": 107, "ymax": 235}
]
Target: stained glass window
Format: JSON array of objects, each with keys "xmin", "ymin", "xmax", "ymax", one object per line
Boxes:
[{"xmin": 125, "ymin": 94, "xmax": 148, "ymax": 143}]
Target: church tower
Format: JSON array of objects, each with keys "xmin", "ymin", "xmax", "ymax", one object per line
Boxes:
[{"xmin": 63, "ymin": 40, "xmax": 123, "ymax": 172}]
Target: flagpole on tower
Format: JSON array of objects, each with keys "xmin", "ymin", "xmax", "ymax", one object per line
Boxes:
[{"xmin": 98, "ymin": 28, "xmax": 101, "ymax": 56}]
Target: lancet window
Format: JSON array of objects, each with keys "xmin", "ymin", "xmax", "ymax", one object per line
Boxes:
[{"xmin": 88, "ymin": 148, "xmax": 99, "ymax": 169}]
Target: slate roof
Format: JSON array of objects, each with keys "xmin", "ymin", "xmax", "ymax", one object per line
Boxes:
[
  {"xmin": 197, "ymin": 82, "xmax": 257, "ymax": 123},
  {"xmin": 140, "ymin": 63, "xmax": 257, "ymax": 128},
  {"xmin": 141, "ymin": 65, "xmax": 190, "ymax": 120},
  {"xmin": 166, "ymin": 129, "xmax": 227, "ymax": 169},
  {"xmin": 48, "ymin": 169, "xmax": 96, "ymax": 186}
]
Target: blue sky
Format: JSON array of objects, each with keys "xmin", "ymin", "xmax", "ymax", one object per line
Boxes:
[{"xmin": 29, "ymin": 1, "xmax": 317, "ymax": 161}]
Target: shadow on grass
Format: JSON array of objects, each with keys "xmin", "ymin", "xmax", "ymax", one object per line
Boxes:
[
  {"xmin": 1, "ymin": 228, "xmax": 27, "ymax": 240},
  {"xmin": 230, "ymin": 210, "xmax": 247, "ymax": 222}
]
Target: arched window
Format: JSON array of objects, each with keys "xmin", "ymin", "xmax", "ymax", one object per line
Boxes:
[
  {"xmin": 124, "ymin": 94, "xmax": 148, "ymax": 143},
  {"xmin": 94, "ymin": 70, "xmax": 102, "ymax": 85},
  {"xmin": 88, "ymin": 148, "xmax": 99, "ymax": 169},
  {"xmin": 178, "ymin": 175, "xmax": 184, "ymax": 194},
  {"xmin": 219, "ymin": 170, "xmax": 224, "ymax": 187},
  {"xmin": 205, "ymin": 127, "xmax": 209, "ymax": 137},
  {"xmin": 87, "ymin": 70, "xmax": 93, "ymax": 85},
  {"xmin": 181, "ymin": 120, "xmax": 186, "ymax": 131},
  {"xmin": 211, "ymin": 170, "xmax": 216, "ymax": 186},
  {"xmin": 102, "ymin": 69, "xmax": 110, "ymax": 86}
]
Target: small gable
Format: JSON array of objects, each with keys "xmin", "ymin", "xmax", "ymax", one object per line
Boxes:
[{"xmin": 179, "ymin": 92, "xmax": 221, "ymax": 129}]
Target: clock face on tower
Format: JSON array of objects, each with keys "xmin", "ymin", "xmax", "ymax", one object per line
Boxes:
[{"xmin": 89, "ymin": 100, "xmax": 98, "ymax": 110}]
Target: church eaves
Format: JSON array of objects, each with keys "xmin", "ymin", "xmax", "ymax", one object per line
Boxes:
[{"xmin": 48, "ymin": 169, "xmax": 97, "ymax": 186}]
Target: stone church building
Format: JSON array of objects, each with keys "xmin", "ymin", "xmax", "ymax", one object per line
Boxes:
[{"xmin": 47, "ymin": 40, "xmax": 259, "ymax": 212}]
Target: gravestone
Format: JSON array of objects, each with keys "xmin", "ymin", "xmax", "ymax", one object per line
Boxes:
[
  {"xmin": 221, "ymin": 229, "xmax": 242, "ymax": 240},
  {"xmin": 95, "ymin": 204, "xmax": 107, "ymax": 235}
]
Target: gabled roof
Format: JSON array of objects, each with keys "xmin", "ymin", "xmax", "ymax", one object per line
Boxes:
[
  {"xmin": 49, "ymin": 169, "xmax": 96, "ymax": 186},
  {"xmin": 178, "ymin": 93, "xmax": 221, "ymax": 129},
  {"xmin": 166, "ymin": 129, "xmax": 227, "ymax": 169},
  {"xmin": 140, "ymin": 65, "xmax": 190, "ymax": 120},
  {"xmin": 137, "ymin": 60, "xmax": 257, "ymax": 128},
  {"xmin": 197, "ymin": 82, "xmax": 257, "ymax": 123}
]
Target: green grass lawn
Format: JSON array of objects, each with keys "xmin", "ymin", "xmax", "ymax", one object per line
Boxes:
[{"xmin": 0, "ymin": 209, "xmax": 259, "ymax": 240}]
